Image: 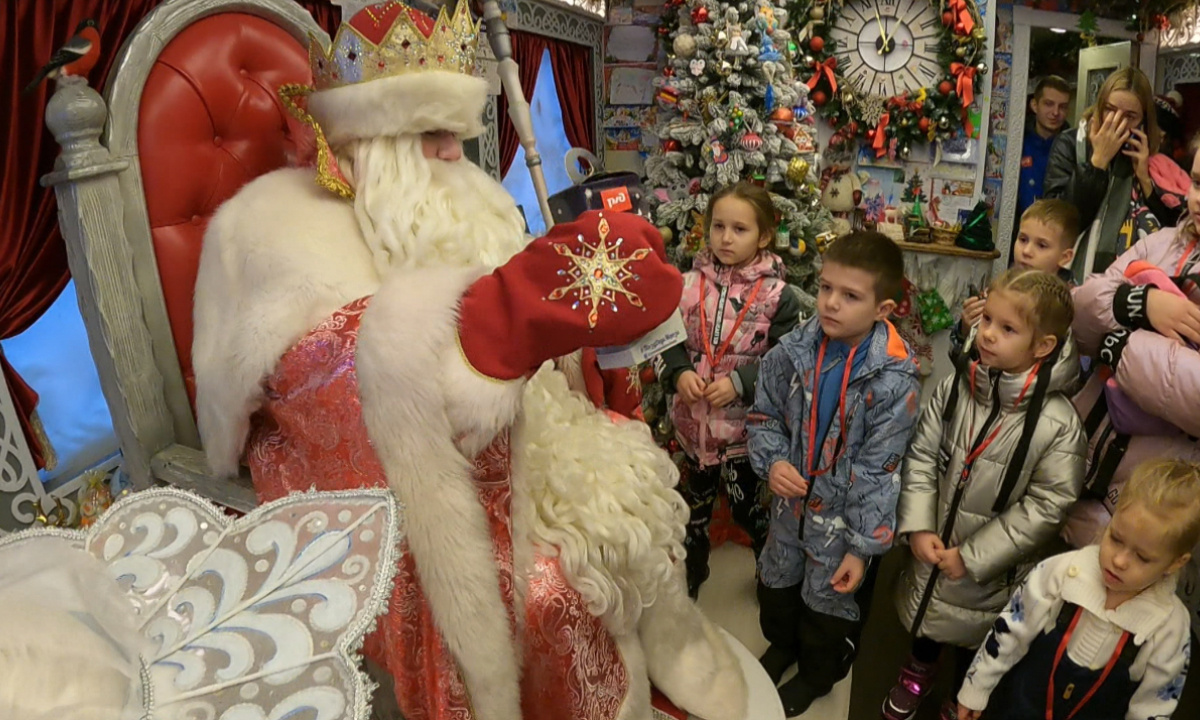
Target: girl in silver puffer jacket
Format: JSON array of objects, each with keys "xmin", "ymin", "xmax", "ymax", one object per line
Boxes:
[{"xmin": 882, "ymin": 269, "xmax": 1088, "ymax": 720}]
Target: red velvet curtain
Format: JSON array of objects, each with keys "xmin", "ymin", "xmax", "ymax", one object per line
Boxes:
[
  {"xmin": 498, "ymin": 30, "xmax": 548, "ymax": 176},
  {"xmin": 547, "ymin": 39, "xmax": 594, "ymax": 154},
  {"xmin": 2, "ymin": 0, "xmax": 340, "ymax": 469}
]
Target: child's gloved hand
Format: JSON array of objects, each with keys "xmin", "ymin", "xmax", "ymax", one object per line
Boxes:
[
  {"xmin": 676, "ymin": 370, "xmax": 707, "ymax": 404},
  {"xmin": 768, "ymin": 460, "xmax": 808, "ymax": 499}
]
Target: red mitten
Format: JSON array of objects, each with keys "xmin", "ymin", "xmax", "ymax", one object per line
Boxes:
[
  {"xmin": 580, "ymin": 347, "xmax": 644, "ymax": 420},
  {"xmin": 458, "ymin": 210, "xmax": 683, "ymax": 381}
]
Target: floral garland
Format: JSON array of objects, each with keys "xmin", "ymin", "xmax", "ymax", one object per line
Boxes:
[{"xmin": 786, "ymin": 0, "xmax": 987, "ymax": 159}]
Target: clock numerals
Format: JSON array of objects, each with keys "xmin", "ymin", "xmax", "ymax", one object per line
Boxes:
[
  {"xmin": 919, "ymin": 15, "xmax": 941, "ymax": 32},
  {"xmin": 917, "ymin": 62, "xmax": 940, "ymax": 83}
]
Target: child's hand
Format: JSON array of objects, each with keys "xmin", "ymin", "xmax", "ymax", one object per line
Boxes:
[
  {"xmin": 1146, "ymin": 288, "xmax": 1200, "ymax": 346},
  {"xmin": 768, "ymin": 461, "xmax": 809, "ymax": 499},
  {"xmin": 957, "ymin": 703, "xmax": 982, "ymax": 720},
  {"xmin": 960, "ymin": 295, "xmax": 986, "ymax": 331},
  {"xmin": 937, "ymin": 546, "xmax": 968, "ymax": 580},
  {"xmin": 910, "ymin": 531, "xmax": 945, "ymax": 565},
  {"xmin": 831, "ymin": 553, "xmax": 865, "ymax": 594},
  {"xmin": 676, "ymin": 370, "xmax": 708, "ymax": 404},
  {"xmin": 703, "ymin": 376, "xmax": 738, "ymax": 408}
]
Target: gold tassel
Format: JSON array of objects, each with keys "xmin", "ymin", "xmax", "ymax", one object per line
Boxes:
[{"xmin": 278, "ymin": 83, "xmax": 357, "ymax": 201}]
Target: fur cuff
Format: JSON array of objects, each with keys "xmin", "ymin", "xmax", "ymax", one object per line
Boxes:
[
  {"xmin": 637, "ymin": 565, "xmax": 748, "ymax": 720},
  {"xmin": 356, "ymin": 265, "xmax": 522, "ymax": 720},
  {"xmin": 1113, "ymin": 284, "xmax": 1154, "ymax": 330},
  {"xmin": 308, "ymin": 72, "xmax": 488, "ymax": 146}
]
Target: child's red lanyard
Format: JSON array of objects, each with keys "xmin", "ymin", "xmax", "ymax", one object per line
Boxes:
[
  {"xmin": 1045, "ymin": 606, "xmax": 1131, "ymax": 720},
  {"xmin": 698, "ymin": 275, "xmax": 765, "ymax": 372},
  {"xmin": 805, "ymin": 337, "xmax": 857, "ymax": 479},
  {"xmin": 1175, "ymin": 238, "xmax": 1198, "ymax": 276},
  {"xmin": 959, "ymin": 361, "xmax": 1040, "ymax": 484}
]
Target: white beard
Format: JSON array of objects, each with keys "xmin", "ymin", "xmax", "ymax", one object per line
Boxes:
[{"xmin": 336, "ymin": 135, "xmax": 528, "ymax": 275}]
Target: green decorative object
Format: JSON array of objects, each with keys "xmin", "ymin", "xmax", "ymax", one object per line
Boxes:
[
  {"xmin": 955, "ymin": 199, "xmax": 994, "ymax": 252},
  {"xmin": 916, "ymin": 287, "xmax": 955, "ymax": 335}
]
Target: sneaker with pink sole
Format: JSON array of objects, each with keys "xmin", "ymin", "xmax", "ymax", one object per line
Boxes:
[{"xmin": 880, "ymin": 655, "xmax": 939, "ymax": 720}]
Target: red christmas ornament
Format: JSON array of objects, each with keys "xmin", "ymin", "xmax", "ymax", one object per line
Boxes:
[
  {"xmin": 955, "ymin": 22, "xmax": 966, "ymax": 34},
  {"xmin": 918, "ymin": 117, "xmax": 931, "ymax": 132},
  {"xmin": 810, "ymin": 36, "xmax": 825, "ymax": 53},
  {"xmin": 942, "ymin": 10, "xmax": 954, "ymax": 26},
  {"xmin": 812, "ymin": 90, "xmax": 828, "ymax": 106},
  {"xmin": 938, "ymin": 80, "xmax": 954, "ymax": 95},
  {"xmin": 691, "ymin": 7, "xmax": 709, "ymax": 24},
  {"xmin": 782, "ymin": 125, "xmax": 798, "ymax": 140},
  {"xmin": 639, "ymin": 365, "xmax": 657, "ymax": 385},
  {"xmin": 658, "ymin": 25, "xmax": 670, "ymax": 36},
  {"xmin": 663, "ymin": 66, "xmax": 675, "ymax": 77},
  {"xmin": 913, "ymin": 101, "xmax": 924, "ymax": 112},
  {"xmin": 770, "ymin": 107, "xmax": 795, "ymax": 124},
  {"xmin": 662, "ymin": 139, "xmax": 681, "ymax": 152},
  {"xmin": 847, "ymin": 120, "xmax": 859, "ymax": 135},
  {"xmin": 740, "ymin": 132, "xmax": 764, "ymax": 151}
]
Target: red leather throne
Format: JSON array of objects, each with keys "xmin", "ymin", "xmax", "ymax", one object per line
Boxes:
[
  {"xmin": 41, "ymin": 0, "xmax": 328, "ymax": 510},
  {"xmin": 141, "ymin": 13, "xmax": 312, "ymax": 406}
]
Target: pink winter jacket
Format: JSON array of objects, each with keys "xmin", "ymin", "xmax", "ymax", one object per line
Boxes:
[
  {"xmin": 1064, "ymin": 225, "xmax": 1200, "ymax": 546},
  {"xmin": 666, "ymin": 250, "xmax": 796, "ymax": 467},
  {"xmin": 1072, "ymin": 226, "xmax": 1200, "ymax": 438}
]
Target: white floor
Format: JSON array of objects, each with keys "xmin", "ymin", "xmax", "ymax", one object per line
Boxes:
[{"xmin": 695, "ymin": 543, "xmax": 852, "ymax": 720}]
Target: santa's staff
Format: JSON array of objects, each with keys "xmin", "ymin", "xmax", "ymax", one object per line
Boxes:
[{"xmin": 477, "ymin": 0, "xmax": 555, "ymax": 228}]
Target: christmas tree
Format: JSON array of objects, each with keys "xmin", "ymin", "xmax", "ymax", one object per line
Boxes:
[
  {"xmin": 645, "ymin": 0, "xmax": 832, "ymax": 297},
  {"xmin": 902, "ymin": 171, "xmax": 928, "ymax": 204}
]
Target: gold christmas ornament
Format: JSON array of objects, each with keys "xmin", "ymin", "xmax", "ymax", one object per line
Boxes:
[
  {"xmin": 659, "ymin": 226, "xmax": 674, "ymax": 244},
  {"xmin": 810, "ymin": 6, "xmax": 824, "ymax": 21},
  {"xmin": 787, "ymin": 156, "xmax": 810, "ymax": 185},
  {"xmin": 972, "ymin": 27, "xmax": 987, "ymax": 41}
]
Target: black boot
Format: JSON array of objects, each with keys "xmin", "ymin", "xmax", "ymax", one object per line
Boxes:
[
  {"xmin": 777, "ymin": 675, "xmax": 829, "ymax": 717},
  {"xmin": 758, "ymin": 643, "xmax": 796, "ymax": 686},
  {"xmin": 683, "ymin": 527, "xmax": 711, "ymax": 599}
]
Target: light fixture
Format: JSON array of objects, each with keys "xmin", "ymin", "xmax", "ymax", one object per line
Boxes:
[{"xmin": 1050, "ymin": 28, "xmax": 1067, "ymax": 34}]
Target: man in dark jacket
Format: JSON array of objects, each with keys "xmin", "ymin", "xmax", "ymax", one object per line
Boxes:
[{"xmin": 1011, "ymin": 76, "xmax": 1072, "ymax": 263}]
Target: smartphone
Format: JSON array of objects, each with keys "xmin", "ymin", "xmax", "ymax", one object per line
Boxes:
[{"xmin": 1122, "ymin": 123, "xmax": 1145, "ymax": 153}]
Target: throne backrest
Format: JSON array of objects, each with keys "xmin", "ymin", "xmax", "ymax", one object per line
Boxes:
[
  {"xmin": 132, "ymin": 9, "xmax": 315, "ymax": 410},
  {"xmin": 44, "ymin": 0, "xmax": 328, "ymax": 509}
]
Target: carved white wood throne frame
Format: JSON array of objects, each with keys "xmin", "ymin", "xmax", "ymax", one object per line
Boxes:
[{"xmin": 36, "ymin": 0, "xmax": 329, "ymax": 516}]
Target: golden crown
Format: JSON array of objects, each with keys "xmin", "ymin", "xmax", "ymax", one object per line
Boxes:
[{"xmin": 310, "ymin": 1, "xmax": 482, "ymax": 91}]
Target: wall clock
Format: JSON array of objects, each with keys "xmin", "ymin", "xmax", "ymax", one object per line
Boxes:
[
  {"xmin": 793, "ymin": 0, "xmax": 988, "ymax": 159},
  {"xmin": 828, "ymin": 0, "xmax": 943, "ymax": 98}
]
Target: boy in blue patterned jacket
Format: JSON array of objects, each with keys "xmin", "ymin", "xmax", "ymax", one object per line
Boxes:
[{"xmin": 748, "ymin": 231, "xmax": 922, "ymax": 715}]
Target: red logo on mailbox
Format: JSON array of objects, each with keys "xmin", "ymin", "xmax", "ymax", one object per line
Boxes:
[{"xmin": 600, "ymin": 187, "xmax": 633, "ymax": 212}]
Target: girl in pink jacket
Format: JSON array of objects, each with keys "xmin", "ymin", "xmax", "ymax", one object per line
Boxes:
[
  {"xmin": 657, "ymin": 182, "xmax": 802, "ymax": 598},
  {"xmin": 1064, "ymin": 135, "xmax": 1200, "ymax": 637}
]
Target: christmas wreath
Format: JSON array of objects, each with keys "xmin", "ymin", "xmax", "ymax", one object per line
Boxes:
[{"xmin": 785, "ymin": 0, "xmax": 987, "ymax": 159}]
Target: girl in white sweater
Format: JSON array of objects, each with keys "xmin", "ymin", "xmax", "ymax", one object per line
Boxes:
[{"xmin": 956, "ymin": 458, "xmax": 1196, "ymax": 720}]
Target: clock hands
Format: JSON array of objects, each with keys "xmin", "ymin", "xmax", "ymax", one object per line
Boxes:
[{"xmin": 873, "ymin": 8, "xmax": 897, "ymax": 54}]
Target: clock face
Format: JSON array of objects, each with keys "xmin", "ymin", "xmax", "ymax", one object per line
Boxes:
[{"xmin": 829, "ymin": 0, "xmax": 944, "ymax": 99}]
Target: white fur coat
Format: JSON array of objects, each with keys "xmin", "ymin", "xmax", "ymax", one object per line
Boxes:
[{"xmin": 192, "ymin": 168, "xmax": 746, "ymax": 720}]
